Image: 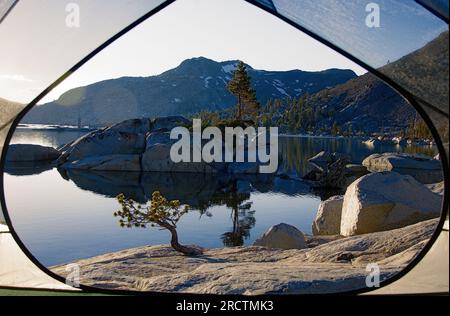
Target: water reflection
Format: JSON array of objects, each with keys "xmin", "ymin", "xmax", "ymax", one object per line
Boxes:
[
  {"xmin": 10, "ymin": 129, "xmax": 440, "ymax": 179},
  {"xmin": 3, "ymin": 130, "xmax": 441, "ymax": 263},
  {"xmin": 25, "ymin": 166, "xmax": 309, "ymax": 248},
  {"xmin": 11, "ymin": 127, "xmax": 90, "ymax": 148},
  {"xmin": 278, "ymin": 136, "xmax": 439, "ymax": 178}
]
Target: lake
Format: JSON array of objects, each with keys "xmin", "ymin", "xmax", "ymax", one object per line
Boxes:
[{"xmin": 3, "ymin": 128, "xmax": 439, "ymax": 266}]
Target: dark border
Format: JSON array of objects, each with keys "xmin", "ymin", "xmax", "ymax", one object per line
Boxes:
[
  {"xmin": 0, "ymin": 0, "xmax": 448, "ymax": 296},
  {"xmin": 0, "ymin": 0, "xmax": 19, "ymax": 25},
  {"xmin": 415, "ymin": 0, "xmax": 449, "ymax": 23},
  {"xmin": 247, "ymin": 0, "xmax": 449, "ymax": 119}
]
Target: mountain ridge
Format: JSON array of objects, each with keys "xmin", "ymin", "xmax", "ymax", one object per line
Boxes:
[{"xmin": 23, "ymin": 57, "xmax": 357, "ymax": 126}]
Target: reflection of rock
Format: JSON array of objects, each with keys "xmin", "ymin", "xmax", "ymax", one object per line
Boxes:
[
  {"xmin": 254, "ymin": 223, "xmax": 307, "ymax": 250},
  {"xmin": 59, "ymin": 168, "xmax": 311, "ymax": 213},
  {"xmin": 340, "ymin": 172, "xmax": 441, "ymax": 236},
  {"xmin": 3, "ymin": 161, "xmax": 54, "ymax": 176},
  {"xmin": 312, "ymin": 195, "xmax": 343, "ymax": 236},
  {"xmin": 66, "ymin": 169, "xmax": 145, "ymax": 203},
  {"xmin": 140, "ymin": 172, "xmax": 220, "ymax": 208},
  {"xmin": 236, "ymin": 180, "xmax": 251, "ymax": 193},
  {"xmin": 362, "ymin": 153, "xmax": 443, "ymax": 184},
  {"xmin": 6, "ymin": 144, "xmax": 60, "ymax": 162},
  {"xmin": 271, "ymin": 178, "xmax": 311, "ymax": 196}
]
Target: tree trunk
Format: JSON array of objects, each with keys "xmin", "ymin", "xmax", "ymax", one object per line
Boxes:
[
  {"xmin": 159, "ymin": 221, "xmax": 203, "ymax": 256},
  {"xmin": 237, "ymin": 94, "xmax": 242, "ymax": 120}
]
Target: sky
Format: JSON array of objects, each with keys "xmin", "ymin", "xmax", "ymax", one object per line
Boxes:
[
  {"xmin": 0, "ymin": 0, "xmax": 446, "ymax": 104},
  {"xmin": 0, "ymin": 0, "xmax": 367, "ymax": 104},
  {"xmin": 40, "ymin": 0, "xmax": 370, "ymax": 103}
]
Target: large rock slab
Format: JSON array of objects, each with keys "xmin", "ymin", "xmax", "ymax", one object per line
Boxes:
[
  {"xmin": 146, "ymin": 130, "xmax": 176, "ymax": 147},
  {"xmin": 105, "ymin": 118, "xmax": 152, "ymax": 134},
  {"xmin": 308, "ymin": 151, "xmax": 351, "ymax": 171},
  {"xmin": 141, "ymin": 143, "xmax": 217, "ymax": 173},
  {"xmin": 363, "ymin": 153, "xmax": 442, "ymax": 171},
  {"xmin": 51, "ymin": 219, "xmax": 438, "ymax": 294},
  {"xmin": 362, "ymin": 153, "xmax": 443, "ymax": 184},
  {"xmin": 253, "ymin": 223, "xmax": 307, "ymax": 249},
  {"xmin": 59, "ymin": 129, "xmax": 146, "ymax": 163},
  {"xmin": 61, "ymin": 154, "xmax": 141, "ymax": 171},
  {"xmin": 312, "ymin": 195, "xmax": 344, "ymax": 236},
  {"xmin": 6, "ymin": 144, "xmax": 60, "ymax": 162},
  {"xmin": 340, "ymin": 172, "xmax": 442, "ymax": 236}
]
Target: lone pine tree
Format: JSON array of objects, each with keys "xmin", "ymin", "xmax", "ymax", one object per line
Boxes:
[
  {"xmin": 114, "ymin": 191, "xmax": 203, "ymax": 256},
  {"xmin": 227, "ymin": 61, "xmax": 260, "ymax": 121}
]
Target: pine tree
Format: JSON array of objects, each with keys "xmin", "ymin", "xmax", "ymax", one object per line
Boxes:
[
  {"xmin": 331, "ymin": 121, "xmax": 339, "ymax": 136},
  {"xmin": 227, "ymin": 61, "xmax": 260, "ymax": 121}
]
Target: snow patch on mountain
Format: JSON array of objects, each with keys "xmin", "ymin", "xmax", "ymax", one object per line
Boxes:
[
  {"xmin": 275, "ymin": 87, "xmax": 290, "ymax": 97},
  {"xmin": 222, "ymin": 63, "xmax": 237, "ymax": 74},
  {"xmin": 204, "ymin": 76, "xmax": 212, "ymax": 88}
]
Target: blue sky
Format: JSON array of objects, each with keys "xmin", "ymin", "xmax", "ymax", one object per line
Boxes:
[
  {"xmin": 38, "ymin": 0, "xmax": 372, "ymax": 103},
  {"xmin": 0, "ymin": 0, "xmax": 446, "ymax": 104}
]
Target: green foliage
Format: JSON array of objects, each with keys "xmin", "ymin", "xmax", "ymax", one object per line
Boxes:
[
  {"xmin": 405, "ymin": 118, "xmax": 433, "ymax": 140},
  {"xmin": 227, "ymin": 61, "xmax": 260, "ymax": 121},
  {"xmin": 115, "ymin": 191, "xmax": 203, "ymax": 255},
  {"xmin": 195, "ymin": 110, "xmax": 221, "ymax": 128},
  {"xmin": 114, "ymin": 191, "xmax": 189, "ymax": 229}
]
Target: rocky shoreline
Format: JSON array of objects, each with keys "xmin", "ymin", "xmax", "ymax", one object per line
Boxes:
[
  {"xmin": 7, "ymin": 116, "xmax": 444, "ymax": 293},
  {"xmin": 51, "ymin": 218, "xmax": 439, "ymax": 294}
]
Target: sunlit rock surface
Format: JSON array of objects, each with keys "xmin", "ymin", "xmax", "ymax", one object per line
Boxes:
[
  {"xmin": 340, "ymin": 172, "xmax": 441, "ymax": 236},
  {"xmin": 51, "ymin": 219, "xmax": 439, "ymax": 294}
]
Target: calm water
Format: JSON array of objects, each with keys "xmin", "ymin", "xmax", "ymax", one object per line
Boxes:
[{"xmin": 3, "ymin": 128, "xmax": 439, "ymax": 266}]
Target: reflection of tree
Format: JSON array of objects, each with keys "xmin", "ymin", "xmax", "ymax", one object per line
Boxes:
[
  {"xmin": 216, "ymin": 180, "xmax": 257, "ymax": 247},
  {"xmin": 222, "ymin": 206, "xmax": 256, "ymax": 247}
]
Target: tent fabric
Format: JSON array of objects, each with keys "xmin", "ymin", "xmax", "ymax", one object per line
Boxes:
[
  {"xmin": 0, "ymin": 0, "xmax": 168, "ymax": 291},
  {"xmin": 0, "ymin": 0, "xmax": 168, "ymax": 105},
  {"xmin": 0, "ymin": 0, "xmax": 17, "ymax": 23},
  {"xmin": 0, "ymin": 0, "xmax": 448, "ymax": 293},
  {"xmin": 0, "ymin": 225, "xmax": 76, "ymax": 290},
  {"xmin": 416, "ymin": 0, "xmax": 449, "ymax": 21},
  {"xmin": 0, "ymin": 205, "xmax": 5, "ymax": 226},
  {"xmin": 252, "ymin": 0, "xmax": 449, "ymax": 120},
  {"xmin": 370, "ymin": 227, "xmax": 449, "ymax": 294}
]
